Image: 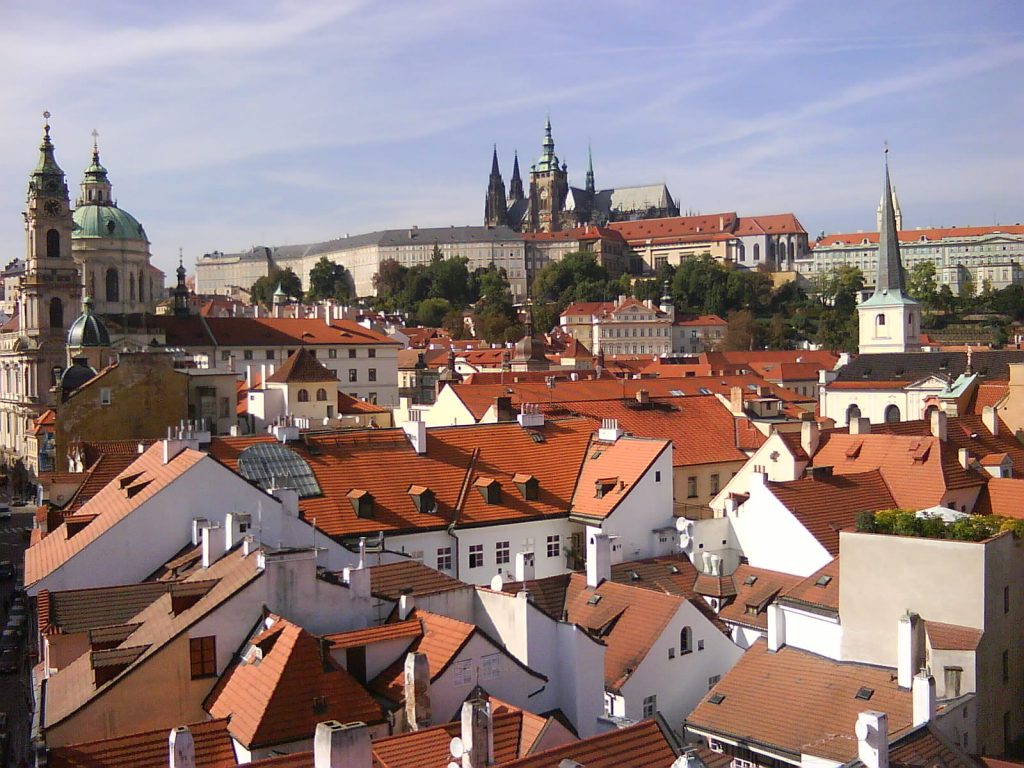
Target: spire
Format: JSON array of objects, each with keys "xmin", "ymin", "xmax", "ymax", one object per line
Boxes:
[
  {"xmin": 509, "ymin": 150, "xmax": 524, "ymax": 202},
  {"xmin": 535, "ymin": 116, "xmax": 560, "ymax": 173},
  {"xmin": 490, "ymin": 144, "xmax": 500, "ymax": 176},
  {"xmin": 874, "ymin": 147, "xmax": 906, "ymax": 297},
  {"xmin": 585, "ymin": 143, "xmax": 595, "ymax": 195},
  {"xmin": 78, "ymin": 128, "xmax": 112, "ymax": 206},
  {"xmin": 174, "ymin": 248, "xmax": 190, "ymax": 317},
  {"xmin": 485, "ymin": 145, "xmax": 508, "ymax": 227},
  {"xmin": 30, "ymin": 110, "xmax": 67, "ymax": 200}
]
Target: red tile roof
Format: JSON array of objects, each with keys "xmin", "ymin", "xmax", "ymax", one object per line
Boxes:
[
  {"xmin": 972, "ymin": 477, "xmax": 1024, "ymax": 518},
  {"xmin": 888, "ymin": 724, "xmax": 978, "ymax": 768},
  {"xmin": 715, "ymin": 565, "xmax": 803, "ymax": 631},
  {"xmin": 779, "ymin": 558, "xmax": 840, "ymax": 614},
  {"xmin": 368, "ymin": 560, "xmax": 466, "ymax": 600},
  {"xmin": 47, "ymin": 718, "xmax": 235, "ymax": 768},
  {"xmin": 201, "ymin": 317, "xmax": 400, "ymax": 347},
  {"xmin": 206, "ymin": 615, "xmax": 385, "ymax": 749},
  {"xmin": 766, "ymin": 470, "xmax": 896, "ymax": 555},
  {"xmin": 608, "ymin": 212, "xmax": 737, "ymax": 242},
  {"xmin": 734, "ymin": 214, "xmax": 806, "ymax": 236},
  {"xmin": 501, "ymin": 716, "xmax": 679, "ymax": 768},
  {"xmin": 925, "ymin": 620, "xmax": 983, "ymax": 651},
  {"xmin": 814, "ymin": 224, "xmax": 1024, "ymax": 248},
  {"xmin": 323, "ymin": 619, "xmax": 423, "ymax": 650},
  {"xmin": 265, "ymin": 348, "xmax": 337, "ymax": 383},
  {"xmin": 337, "ymin": 391, "xmax": 389, "ymax": 414},
  {"xmin": 687, "ymin": 640, "xmax": 914, "ymax": 761},
  {"xmin": 674, "ymin": 314, "xmax": 727, "ymax": 327},
  {"xmin": 569, "ymin": 436, "xmax": 669, "ymax": 522}
]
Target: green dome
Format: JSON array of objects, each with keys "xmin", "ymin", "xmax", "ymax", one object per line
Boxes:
[
  {"xmin": 67, "ymin": 298, "xmax": 111, "ymax": 348},
  {"xmin": 73, "ymin": 204, "xmax": 147, "ymax": 242}
]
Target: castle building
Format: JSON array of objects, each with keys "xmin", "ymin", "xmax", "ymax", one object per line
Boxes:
[{"xmin": 487, "ymin": 118, "xmax": 679, "ymax": 233}]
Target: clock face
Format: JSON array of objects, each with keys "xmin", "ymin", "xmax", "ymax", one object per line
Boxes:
[
  {"xmin": 44, "ymin": 200, "xmax": 60, "ymax": 216},
  {"xmin": 540, "ymin": 188, "xmax": 548, "ymax": 200}
]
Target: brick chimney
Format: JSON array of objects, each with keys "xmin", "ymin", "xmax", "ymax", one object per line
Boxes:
[
  {"xmin": 404, "ymin": 652, "xmax": 431, "ymax": 731},
  {"xmin": 168, "ymin": 726, "xmax": 195, "ymax": 768},
  {"xmin": 313, "ymin": 721, "xmax": 371, "ymax": 768}
]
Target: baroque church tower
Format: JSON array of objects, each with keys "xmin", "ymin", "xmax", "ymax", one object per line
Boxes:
[
  {"xmin": 527, "ymin": 117, "xmax": 569, "ymax": 232},
  {"xmin": 484, "ymin": 146, "xmax": 508, "ymax": 227},
  {"xmin": 858, "ymin": 152, "xmax": 921, "ymax": 355}
]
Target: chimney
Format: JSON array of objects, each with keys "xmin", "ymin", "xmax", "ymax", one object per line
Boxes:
[
  {"xmin": 586, "ymin": 532, "xmax": 611, "ymax": 588},
  {"xmin": 983, "ymin": 405, "xmax": 999, "ymax": 436},
  {"xmin": 260, "ymin": 363, "xmax": 267, "ymax": 388},
  {"xmin": 800, "ymin": 418, "xmax": 820, "ymax": 458},
  {"xmin": 404, "ymin": 652, "xmax": 431, "ymax": 731},
  {"xmin": 225, "ymin": 512, "xmax": 252, "ymax": 551},
  {"xmin": 849, "ymin": 416, "xmax": 871, "ymax": 435},
  {"xmin": 897, "ymin": 611, "xmax": 922, "ymax": 689},
  {"xmin": 766, "ymin": 603, "xmax": 785, "ymax": 652},
  {"xmin": 200, "ymin": 522, "xmax": 225, "ymax": 569},
  {"xmin": 271, "ymin": 486, "xmax": 300, "ymax": 518},
  {"xmin": 402, "ymin": 413, "xmax": 427, "ymax": 455},
  {"xmin": 168, "ymin": 726, "xmax": 195, "ymax": 768},
  {"xmin": 495, "ymin": 396, "xmax": 516, "ymax": 422},
  {"xmin": 930, "ymin": 408, "xmax": 947, "ymax": 441},
  {"xmin": 342, "ymin": 564, "xmax": 370, "ymax": 599},
  {"xmin": 313, "ymin": 721, "xmax": 371, "ymax": 768},
  {"xmin": 719, "ymin": 215, "xmax": 724, "ymax": 231},
  {"xmin": 399, "ymin": 592, "xmax": 415, "ymax": 620},
  {"xmin": 729, "ymin": 386, "xmax": 744, "ymax": 415},
  {"xmin": 598, "ymin": 418, "xmax": 623, "ymax": 442},
  {"xmin": 516, "ymin": 403, "xmax": 544, "ymax": 428},
  {"xmin": 246, "ymin": 365, "xmax": 253, "ymax": 389},
  {"xmin": 958, "ymin": 448, "xmax": 971, "ymax": 470},
  {"xmin": 460, "ymin": 695, "xmax": 494, "ymax": 768},
  {"xmin": 635, "ymin": 389, "xmax": 650, "ymax": 405},
  {"xmin": 855, "ymin": 711, "xmax": 889, "ymax": 768},
  {"xmin": 912, "ymin": 670, "xmax": 936, "ymax": 726}
]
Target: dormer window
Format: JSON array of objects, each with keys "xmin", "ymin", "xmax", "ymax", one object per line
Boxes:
[
  {"xmin": 348, "ymin": 488, "xmax": 374, "ymax": 518},
  {"xmin": 513, "ymin": 473, "xmax": 539, "ymax": 500},
  {"xmin": 595, "ymin": 477, "xmax": 618, "ymax": 499},
  {"xmin": 474, "ymin": 477, "xmax": 501, "ymax": 504},
  {"xmin": 408, "ymin": 485, "xmax": 436, "ymax": 514}
]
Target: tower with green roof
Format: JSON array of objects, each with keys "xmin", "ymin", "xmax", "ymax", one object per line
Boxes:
[{"xmin": 527, "ymin": 117, "xmax": 570, "ymax": 232}]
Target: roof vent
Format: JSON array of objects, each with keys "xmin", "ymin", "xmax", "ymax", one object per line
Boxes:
[
  {"xmin": 855, "ymin": 686, "xmax": 874, "ymax": 701},
  {"xmin": 586, "ymin": 594, "xmax": 602, "ymax": 606},
  {"xmin": 743, "ymin": 575, "xmax": 757, "ymax": 586},
  {"xmin": 628, "ymin": 570, "xmax": 640, "ymax": 581},
  {"xmin": 708, "ymin": 693, "xmax": 725, "ymax": 705},
  {"xmin": 815, "ymin": 574, "xmax": 833, "ymax": 587}
]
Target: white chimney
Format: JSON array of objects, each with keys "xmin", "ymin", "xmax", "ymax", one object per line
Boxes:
[
  {"xmin": 313, "ymin": 720, "xmax": 371, "ymax": 768},
  {"xmin": 168, "ymin": 726, "xmax": 195, "ymax": 768},
  {"xmin": 246, "ymin": 364, "xmax": 253, "ymax": 389},
  {"xmin": 225, "ymin": 512, "xmax": 251, "ymax": 552},
  {"xmin": 855, "ymin": 711, "xmax": 889, "ymax": 768},
  {"xmin": 342, "ymin": 565, "xmax": 370, "ymax": 599},
  {"xmin": 912, "ymin": 670, "xmax": 936, "ymax": 726},
  {"xmin": 403, "ymin": 414, "xmax": 427, "ymax": 455},
  {"xmin": 849, "ymin": 417, "xmax": 871, "ymax": 435},
  {"xmin": 800, "ymin": 418, "xmax": 820, "ymax": 458},
  {"xmin": 958, "ymin": 448, "xmax": 971, "ymax": 470},
  {"xmin": 897, "ymin": 611, "xmax": 922, "ymax": 689},
  {"xmin": 710, "ymin": 554, "xmax": 722, "ymax": 576},
  {"xmin": 200, "ymin": 522, "xmax": 225, "ymax": 569},
  {"xmin": 404, "ymin": 652, "xmax": 431, "ymax": 731},
  {"xmin": 701, "ymin": 550, "xmax": 712, "ymax": 573},
  {"xmin": 930, "ymin": 409, "xmax": 947, "ymax": 441},
  {"xmin": 271, "ymin": 487, "xmax": 300, "ymax": 518},
  {"xmin": 514, "ymin": 551, "xmax": 535, "ymax": 582},
  {"xmin": 260, "ymin": 363, "xmax": 267, "ymax": 388},
  {"xmin": 598, "ymin": 418, "xmax": 623, "ymax": 442},
  {"xmin": 516, "ymin": 403, "xmax": 545, "ymax": 428},
  {"xmin": 586, "ymin": 532, "xmax": 611, "ymax": 588},
  {"xmin": 460, "ymin": 695, "xmax": 494, "ymax": 768},
  {"xmin": 983, "ymin": 405, "xmax": 999, "ymax": 436},
  {"xmin": 767, "ymin": 603, "xmax": 786, "ymax": 652},
  {"xmin": 398, "ymin": 593, "xmax": 415, "ymax": 621}
]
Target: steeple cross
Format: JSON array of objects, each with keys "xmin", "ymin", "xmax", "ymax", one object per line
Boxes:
[{"xmin": 92, "ymin": 128, "xmax": 99, "ymax": 151}]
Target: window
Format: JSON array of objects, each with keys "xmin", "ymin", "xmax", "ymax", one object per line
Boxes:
[
  {"xmin": 469, "ymin": 544, "xmax": 484, "ymax": 568},
  {"xmin": 100, "ymin": 388, "xmax": 112, "ymax": 406},
  {"xmin": 708, "ymin": 674, "xmax": 721, "ymax": 689},
  {"xmin": 453, "ymin": 659, "xmax": 473, "ymax": 686},
  {"xmin": 680, "ymin": 626, "xmax": 692, "ymax": 654},
  {"xmin": 190, "ymin": 636, "xmax": 216, "ymax": 678},
  {"xmin": 106, "ymin": 267, "xmax": 119, "ymax": 302},
  {"xmin": 266, "ymin": 350, "xmax": 275, "ymax": 360},
  {"xmin": 642, "ymin": 695, "xmax": 657, "ymax": 718},
  {"xmin": 437, "ymin": 547, "xmax": 452, "ymax": 571},
  {"xmin": 481, "ymin": 653, "xmax": 500, "ymax": 681},
  {"xmin": 369, "ymin": 368, "xmax": 377, "ymax": 382},
  {"xmin": 221, "ymin": 351, "xmax": 230, "ymax": 362},
  {"xmin": 655, "ymin": 471, "xmax": 661, "ymax": 482},
  {"xmin": 944, "ymin": 666, "xmax": 962, "ymax": 697},
  {"xmin": 668, "ymin": 647, "xmax": 675, "ymax": 659},
  {"xmin": 687, "ymin": 476, "xmax": 697, "ymax": 498},
  {"xmin": 1003, "ymin": 649, "xmax": 1009, "ymax": 682},
  {"xmin": 708, "ymin": 738, "xmax": 723, "ymax": 752},
  {"xmin": 297, "ymin": 388, "xmax": 309, "ymax": 402},
  {"xmin": 368, "ymin": 392, "xmax": 377, "ymax": 404},
  {"xmin": 884, "ymin": 404, "xmax": 901, "ymax": 423},
  {"xmin": 46, "ymin": 228, "xmax": 61, "ymax": 258},
  {"xmin": 698, "ymin": 639, "xmax": 704, "ymax": 651},
  {"xmin": 243, "ymin": 350, "xmax": 253, "ymax": 360},
  {"xmin": 316, "ymin": 388, "xmax": 328, "ymax": 401},
  {"xmin": 49, "ymin": 297, "xmax": 63, "ymax": 330},
  {"xmin": 349, "ymin": 369, "xmax": 358, "ymax": 383},
  {"xmin": 1004, "ymin": 585, "xmax": 1010, "ymax": 613},
  {"xmin": 329, "ymin": 349, "xmax": 337, "ymax": 359},
  {"xmin": 495, "ymin": 541, "xmax": 510, "ymax": 565},
  {"xmin": 546, "ymin": 535, "xmax": 560, "ymax": 558},
  {"xmin": 348, "ymin": 349, "xmax": 357, "ymax": 358},
  {"xmin": 368, "ymin": 349, "xmax": 376, "ymax": 358},
  {"xmin": 710, "ymin": 473, "xmax": 720, "ymax": 495}
]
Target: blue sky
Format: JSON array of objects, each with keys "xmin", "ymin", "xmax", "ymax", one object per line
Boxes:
[{"xmin": 1, "ymin": 0, "xmax": 1022, "ymax": 281}]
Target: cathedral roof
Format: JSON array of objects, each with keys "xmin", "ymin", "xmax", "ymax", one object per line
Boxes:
[
  {"xmin": 73, "ymin": 205, "xmax": 147, "ymax": 242},
  {"xmin": 67, "ymin": 298, "xmax": 111, "ymax": 348}
]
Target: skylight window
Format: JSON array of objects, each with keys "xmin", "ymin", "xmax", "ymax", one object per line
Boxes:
[
  {"xmin": 708, "ymin": 693, "xmax": 725, "ymax": 705},
  {"xmin": 815, "ymin": 574, "xmax": 833, "ymax": 587},
  {"xmin": 743, "ymin": 575, "xmax": 757, "ymax": 586},
  {"xmin": 855, "ymin": 687, "xmax": 874, "ymax": 701},
  {"xmin": 699, "ymin": 388, "xmax": 711, "ymax": 395},
  {"xmin": 237, "ymin": 443, "xmax": 322, "ymax": 498},
  {"xmin": 587, "ymin": 594, "xmax": 602, "ymax": 605}
]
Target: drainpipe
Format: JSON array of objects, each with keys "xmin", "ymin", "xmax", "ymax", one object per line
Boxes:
[{"xmin": 447, "ymin": 521, "xmax": 461, "ymax": 581}]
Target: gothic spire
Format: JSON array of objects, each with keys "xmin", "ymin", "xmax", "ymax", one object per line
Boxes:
[
  {"xmin": 585, "ymin": 144, "xmax": 595, "ymax": 195},
  {"xmin": 490, "ymin": 144, "xmax": 500, "ymax": 176},
  {"xmin": 485, "ymin": 145, "xmax": 508, "ymax": 227},
  {"xmin": 874, "ymin": 148, "xmax": 906, "ymax": 297},
  {"xmin": 509, "ymin": 150, "xmax": 524, "ymax": 202}
]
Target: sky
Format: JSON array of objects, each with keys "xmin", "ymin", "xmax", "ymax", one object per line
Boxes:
[{"xmin": 1, "ymin": 0, "xmax": 1023, "ymax": 281}]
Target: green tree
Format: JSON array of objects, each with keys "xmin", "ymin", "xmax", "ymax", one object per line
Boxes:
[
  {"xmin": 906, "ymin": 261, "xmax": 938, "ymax": 307},
  {"xmin": 306, "ymin": 257, "xmax": 354, "ymax": 303},
  {"xmin": 250, "ymin": 267, "xmax": 302, "ymax": 307},
  {"xmin": 442, "ymin": 309, "xmax": 468, "ymax": 340},
  {"xmin": 416, "ymin": 297, "xmax": 453, "ymax": 327},
  {"xmin": 532, "ymin": 252, "xmax": 610, "ymax": 305},
  {"xmin": 814, "ymin": 265, "xmax": 864, "ymax": 314},
  {"xmin": 817, "ymin": 307, "xmax": 859, "ymax": 352},
  {"xmin": 425, "ymin": 255, "xmax": 472, "ymax": 307},
  {"xmin": 722, "ymin": 310, "xmax": 761, "ymax": 351},
  {"xmin": 373, "ymin": 259, "xmax": 406, "ymax": 298}
]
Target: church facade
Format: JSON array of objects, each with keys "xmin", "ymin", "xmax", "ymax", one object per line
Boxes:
[{"xmin": 485, "ymin": 118, "xmax": 679, "ymax": 233}]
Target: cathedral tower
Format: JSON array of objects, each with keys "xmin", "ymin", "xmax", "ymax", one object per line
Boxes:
[
  {"xmin": 858, "ymin": 152, "xmax": 921, "ymax": 355},
  {"xmin": 527, "ymin": 117, "xmax": 569, "ymax": 233},
  {"xmin": 508, "ymin": 151, "xmax": 524, "ymax": 202},
  {"xmin": 484, "ymin": 146, "xmax": 508, "ymax": 227}
]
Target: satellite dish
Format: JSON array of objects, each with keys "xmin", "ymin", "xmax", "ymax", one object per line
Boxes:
[
  {"xmin": 675, "ymin": 517, "xmax": 691, "ymax": 533},
  {"xmin": 490, "ymin": 573, "xmax": 504, "ymax": 591},
  {"xmin": 450, "ymin": 736, "xmax": 465, "ymax": 759},
  {"xmin": 448, "ymin": 763, "xmax": 460, "ymax": 768},
  {"xmin": 679, "ymin": 532, "xmax": 691, "ymax": 549}
]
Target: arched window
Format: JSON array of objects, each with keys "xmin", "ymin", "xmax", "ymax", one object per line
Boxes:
[
  {"xmin": 106, "ymin": 268, "xmax": 119, "ymax": 302},
  {"xmin": 789, "ymin": 241, "xmax": 795, "ymax": 261},
  {"xmin": 49, "ymin": 297, "xmax": 63, "ymax": 330},
  {"xmin": 753, "ymin": 244, "xmax": 760, "ymax": 261},
  {"xmin": 680, "ymin": 626, "xmax": 693, "ymax": 654},
  {"xmin": 884, "ymin": 404, "xmax": 901, "ymax": 423},
  {"xmin": 316, "ymin": 388, "xmax": 328, "ymax": 401},
  {"xmin": 923, "ymin": 404, "xmax": 938, "ymax": 422},
  {"xmin": 297, "ymin": 388, "xmax": 309, "ymax": 403},
  {"xmin": 138, "ymin": 271, "xmax": 145, "ymax": 303},
  {"xmin": 129, "ymin": 273, "xmax": 136, "ymax": 303},
  {"xmin": 846, "ymin": 404, "xmax": 861, "ymax": 423},
  {"xmin": 907, "ymin": 312, "xmax": 915, "ymax": 328},
  {"xmin": 46, "ymin": 229, "xmax": 60, "ymax": 258},
  {"xmin": 876, "ymin": 314, "xmax": 886, "ymax": 326}
]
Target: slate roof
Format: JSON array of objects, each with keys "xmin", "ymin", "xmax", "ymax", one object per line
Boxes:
[
  {"xmin": 834, "ymin": 350, "xmax": 1024, "ymax": 383},
  {"xmin": 687, "ymin": 640, "xmax": 914, "ymax": 761},
  {"xmin": 265, "ymin": 348, "xmax": 337, "ymax": 383},
  {"xmin": 205, "ymin": 615, "xmax": 384, "ymax": 749},
  {"xmin": 47, "ymin": 718, "xmax": 235, "ymax": 768},
  {"xmin": 766, "ymin": 470, "xmax": 897, "ymax": 555}
]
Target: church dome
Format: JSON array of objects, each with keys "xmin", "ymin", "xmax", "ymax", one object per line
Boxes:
[
  {"xmin": 73, "ymin": 204, "xmax": 148, "ymax": 242},
  {"xmin": 60, "ymin": 356, "xmax": 98, "ymax": 393},
  {"xmin": 67, "ymin": 297, "xmax": 111, "ymax": 348}
]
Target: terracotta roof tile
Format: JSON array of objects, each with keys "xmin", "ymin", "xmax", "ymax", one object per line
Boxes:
[
  {"xmin": 888, "ymin": 723, "xmax": 979, "ymax": 768},
  {"xmin": 715, "ymin": 565, "xmax": 803, "ymax": 631},
  {"xmin": 502, "ymin": 716, "xmax": 679, "ymax": 768},
  {"xmin": 816, "ymin": 224, "xmax": 1024, "ymax": 248},
  {"xmin": 687, "ymin": 640, "xmax": 914, "ymax": 760},
  {"xmin": 368, "ymin": 560, "xmax": 466, "ymax": 600},
  {"xmin": 42, "ymin": 581, "xmax": 171, "ymax": 635},
  {"xmin": 47, "ymin": 718, "xmax": 235, "ymax": 768},
  {"xmin": 779, "ymin": 558, "xmax": 840, "ymax": 614},
  {"xmin": 925, "ymin": 620, "xmax": 983, "ymax": 651},
  {"xmin": 569, "ymin": 436, "xmax": 669, "ymax": 522},
  {"xmin": 766, "ymin": 470, "xmax": 896, "ymax": 555},
  {"xmin": 324, "ymin": 619, "xmax": 423, "ymax": 649},
  {"xmin": 202, "ymin": 317, "xmax": 400, "ymax": 347},
  {"xmin": 972, "ymin": 477, "xmax": 1024, "ymax": 518},
  {"xmin": 206, "ymin": 616, "xmax": 384, "ymax": 749},
  {"xmin": 265, "ymin": 348, "xmax": 337, "ymax": 383}
]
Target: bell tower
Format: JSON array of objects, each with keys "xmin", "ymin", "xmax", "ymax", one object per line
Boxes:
[
  {"xmin": 527, "ymin": 117, "xmax": 569, "ymax": 232},
  {"xmin": 484, "ymin": 146, "xmax": 508, "ymax": 227},
  {"xmin": 23, "ymin": 112, "xmax": 81, "ymax": 341}
]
